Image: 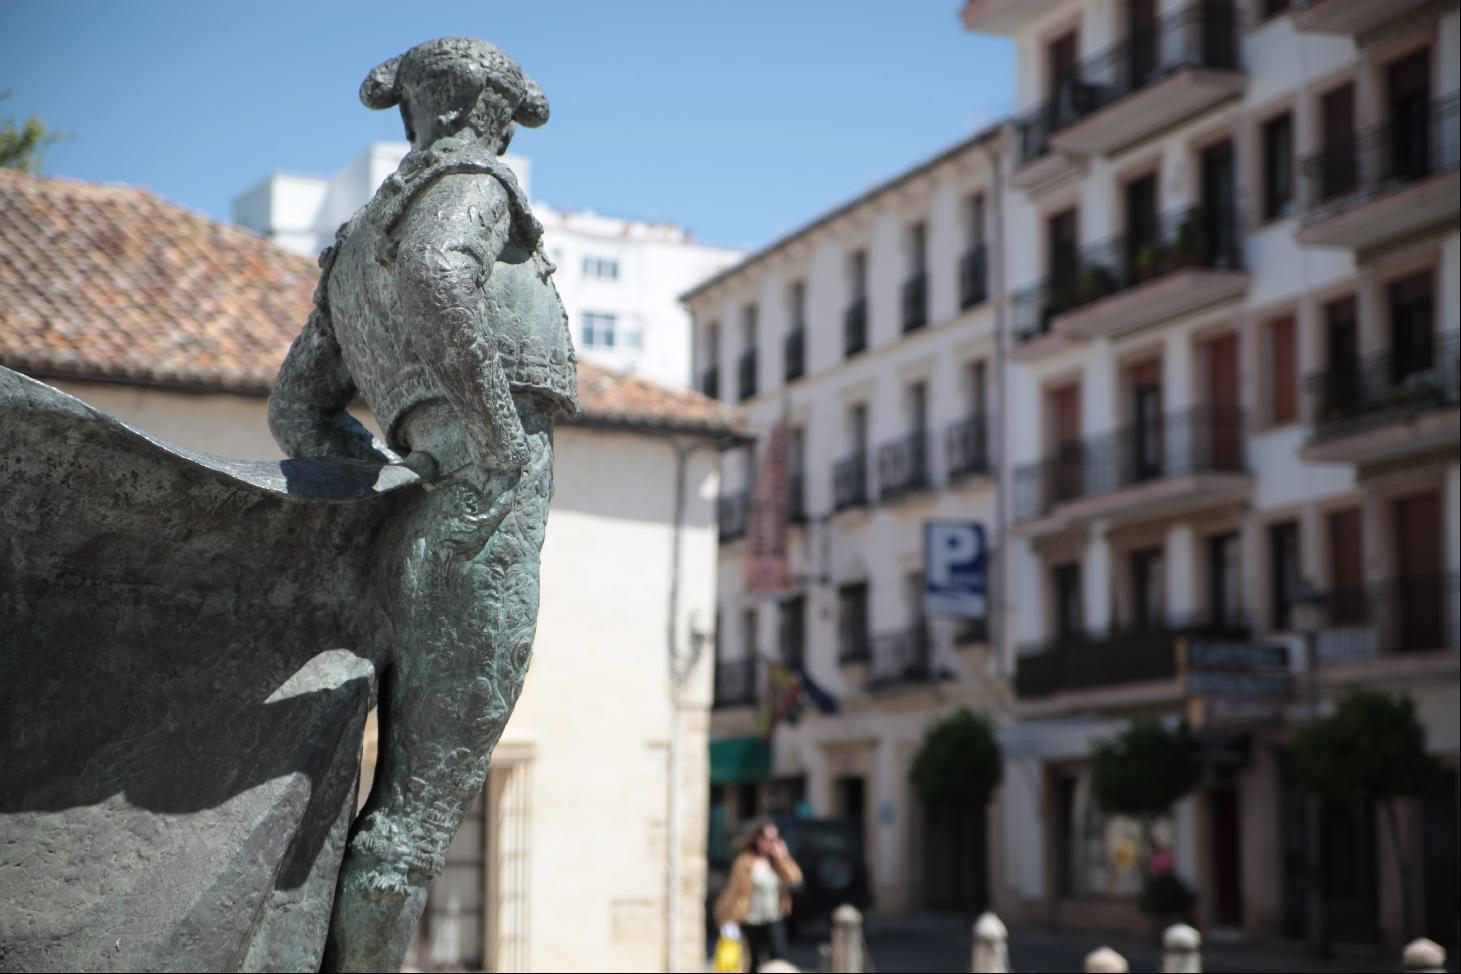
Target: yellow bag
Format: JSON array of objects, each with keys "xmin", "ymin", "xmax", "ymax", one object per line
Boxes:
[{"xmin": 713, "ymin": 923, "xmax": 745, "ymax": 973}]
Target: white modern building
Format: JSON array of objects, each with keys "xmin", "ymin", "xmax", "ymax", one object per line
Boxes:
[
  {"xmin": 683, "ymin": 127, "xmax": 1011, "ymax": 914},
  {"xmin": 968, "ymin": 0, "xmax": 1458, "ymax": 947},
  {"xmin": 233, "ymin": 143, "xmax": 742, "ymax": 391}
]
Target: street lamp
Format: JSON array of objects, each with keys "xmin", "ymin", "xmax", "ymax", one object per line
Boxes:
[{"xmin": 1293, "ymin": 577, "xmax": 1328, "ymax": 958}]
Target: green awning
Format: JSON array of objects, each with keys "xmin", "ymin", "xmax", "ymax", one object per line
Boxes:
[{"xmin": 709, "ymin": 736, "xmax": 771, "ymax": 786}]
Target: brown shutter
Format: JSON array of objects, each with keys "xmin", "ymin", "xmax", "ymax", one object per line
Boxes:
[
  {"xmin": 1269, "ymin": 316, "xmax": 1297, "ymax": 425},
  {"xmin": 1326, "ymin": 508, "xmax": 1364, "ymax": 623}
]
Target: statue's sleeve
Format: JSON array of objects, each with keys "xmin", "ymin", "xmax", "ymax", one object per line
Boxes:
[
  {"xmin": 394, "ymin": 172, "xmax": 530, "ymax": 473},
  {"xmin": 268, "ymin": 305, "xmax": 395, "ymax": 462}
]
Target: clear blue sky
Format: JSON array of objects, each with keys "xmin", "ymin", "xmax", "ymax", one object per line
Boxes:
[{"xmin": 2, "ymin": 1, "xmax": 1012, "ymax": 251}]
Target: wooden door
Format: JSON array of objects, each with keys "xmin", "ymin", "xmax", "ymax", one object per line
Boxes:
[
  {"xmin": 1386, "ymin": 49, "xmax": 1431, "ymax": 180},
  {"xmin": 1394, "ymin": 492, "xmax": 1442, "ymax": 651},
  {"xmin": 1326, "ymin": 508, "xmax": 1365, "ymax": 624},
  {"xmin": 1320, "ymin": 84, "xmax": 1357, "ymax": 199},
  {"xmin": 1050, "ymin": 384, "xmax": 1083, "ymax": 503},
  {"xmin": 1206, "ymin": 333, "xmax": 1241, "ymax": 468}
]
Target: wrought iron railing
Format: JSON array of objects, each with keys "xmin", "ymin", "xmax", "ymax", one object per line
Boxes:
[
  {"xmin": 1317, "ymin": 573, "xmax": 1460, "ymax": 663},
  {"xmin": 960, "ymin": 245, "xmax": 989, "ymax": 309},
  {"xmin": 902, "ymin": 272, "xmax": 929, "ymax": 333},
  {"xmin": 1015, "ymin": 405, "xmax": 1247, "ymax": 521},
  {"xmin": 844, "ymin": 298, "xmax": 868, "ymax": 358},
  {"xmin": 784, "ymin": 327, "xmax": 805, "ymax": 382},
  {"xmin": 1015, "ymin": 615, "xmax": 1250, "ymax": 698},
  {"xmin": 1013, "ymin": 205, "xmax": 1244, "ymax": 343},
  {"xmin": 718, "ymin": 490, "xmax": 749, "ymax": 542},
  {"xmin": 1300, "ymin": 93, "xmax": 1461, "ymax": 226},
  {"xmin": 713, "ymin": 656, "xmax": 760, "ymax": 708},
  {"xmin": 737, "ymin": 348, "xmax": 758, "ymax": 401},
  {"xmin": 946, "ymin": 414, "xmax": 991, "ymax": 481},
  {"xmin": 833, "ymin": 453, "xmax": 869, "ymax": 511},
  {"xmin": 1306, "ymin": 331, "xmax": 1459, "ymax": 440},
  {"xmin": 868, "ymin": 624, "xmax": 943, "ymax": 689},
  {"xmin": 1013, "ymin": 2, "xmax": 1242, "ymax": 167},
  {"xmin": 877, "ymin": 431, "xmax": 931, "ymax": 501},
  {"xmin": 700, "ymin": 365, "xmax": 720, "ymax": 400}
]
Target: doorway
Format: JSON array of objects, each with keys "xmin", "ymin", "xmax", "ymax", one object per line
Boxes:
[
  {"xmin": 1209, "ymin": 783, "xmax": 1244, "ymax": 929},
  {"xmin": 923, "ymin": 803, "xmax": 989, "ymax": 914}
]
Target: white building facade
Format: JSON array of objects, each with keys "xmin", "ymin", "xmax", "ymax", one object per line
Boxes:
[
  {"xmin": 233, "ymin": 143, "xmax": 742, "ymax": 391},
  {"xmin": 684, "ymin": 129, "xmax": 1011, "ymax": 914},
  {"xmin": 968, "ymin": 0, "xmax": 1459, "ymax": 947}
]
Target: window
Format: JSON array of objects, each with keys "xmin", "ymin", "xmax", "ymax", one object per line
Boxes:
[
  {"xmin": 967, "ymin": 360, "xmax": 987, "ymax": 417},
  {"xmin": 1130, "ymin": 547, "xmax": 1166, "ymax": 630},
  {"xmin": 1326, "ymin": 508, "xmax": 1364, "ymax": 624},
  {"xmin": 581, "ymin": 311, "xmax": 618, "ymax": 348},
  {"xmin": 1266, "ymin": 315, "xmax": 1298, "ymax": 426},
  {"xmin": 1053, "ymin": 562, "xmax": 1083, "ymax": 639},
  {"xmin": 788, "ymin": 280, "xmax": 806, "ymax": 330},
  {"xmin": 1262, "ymin": 113, "xmax": 1294, "ymax": 220},
  {"xmin": 742, "ymin": 607, "xmax": 758, "ymax": 660},
  {"xmin": 1269, "ymin": 520, "xmax": 1301, "ymax": 630},
  {"xmin": 582, "ymin": 255, "xmax": 619, "ymax": 280},
  {"xmin": 968, "ymin": 193, "xmax": 987, "ymax": 247},
  {"xmin": 1058, "ymin": 769, "xmax": 1174, "ymax": 898},
  {"xmin": 1207, "ymin": 532, "xmax": 1242, "ymax": 628},
  {"xmin": 1389, "ymin": 270, "xmax": 1435, "ymax": 380},
  {"xmin": 779, "ymin": 596, "xmax": 806, "ymax": 667},
  {"xmin": 1047, "ymin": 208, "xmax": 1078, "ymax": 297},
  {"xmin": 837, "ymin": 582, "xmax": 870, "ymax": 661},
  {"xmin": 909, "ymin": 222, "xmax": 927, "ymax": 273},
  {"xmin": 850, "ymin": 250, "xmax": 867, "ymax": 300},
  {"xmin": 905, "ymin": 571, "xmax": 926, "ymax": 631},
  {"xmin": 1047, "ymin": 31, "xmax": 1078, "ymax": 105}
]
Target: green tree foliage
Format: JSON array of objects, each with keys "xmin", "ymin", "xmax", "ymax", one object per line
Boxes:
[
  {"xmin": 1, "ymin": 93, "xmax": 67, "ymax": 173},
  {"xmin": 911, "ymin": 708, "xmax": 1002, "ymax": 810},
  {"xmin": 1090, "ymin": 718, "xmax": 1201, "ymax": 819},
  {"xmin": 1292, "ymin": 688, "xmax": 1444, "ymax": 939}
]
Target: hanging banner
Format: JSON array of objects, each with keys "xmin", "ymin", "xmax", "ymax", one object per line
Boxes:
[
  {"xmin": 924, "ymin": 520, "xmax": 987, "ymax": 618},
  {"xmin": 744, "ymin": 423, "xmax": 791, "ymax": 595}
]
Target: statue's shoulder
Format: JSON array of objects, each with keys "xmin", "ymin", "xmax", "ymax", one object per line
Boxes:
[{"xmin": 375, "ymin": 141, "xmax": 541, "ymax": 249}]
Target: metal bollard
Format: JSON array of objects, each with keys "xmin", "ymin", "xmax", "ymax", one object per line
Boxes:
[
  {"xmin": 1084, "ymin": 946, "xmax": 1129, "ymax": 973},
  {"xmin": 1402, "ymin": 937, "xmax": 1446, "ymax": 974},
  {"xmin": 1161, "ymin": 923, "xmax": 1202, "ymax": 973},
  {"xmin": 830, "ymin": 904, "xmax": 864, "ymax": 974},
  {"xmin": 970, "ymin": 911, "xmax": 1010, "ymax": 973}
]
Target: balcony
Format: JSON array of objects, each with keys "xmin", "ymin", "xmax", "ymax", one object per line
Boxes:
[
  {"xmin": 1015, "ymin": 405, "xmax": 1250, "ymax": 531},
  {"xmin": 868, "ymin": 625, "xmax": 947, "ymax": 690},
  {"xmin": 1317, "ymin": 574, "xmax": 1460, "ymax": 665},
  {"xmin": 737, "ymin": 348, "xmax": 758, "ymax": 401},
  {"xmin": 945, "ymin": 415, "xmax": 991, "ymax": 482},
  {"xmin": 901, "ymin": 272, "xmax": 928, "ymax": 333},
  {"xmin": 844, "ymin": 298, "xmax": 868, "ymax": 358},
  {"xmin": 960, "ymin": 245, "xmax": 988, "ymax": 309},
  {"xmin": 1298, "ymin": 94, "xmax": 1460, "ymax": 250},
  {"xmin": 718, "ymin": 490, "xmax": 749, "ymax": 543},
  {"xmin": 788, "ymin": 471, "xmax": 807, "ymax": 524},
  {"xmin": 700, "ymin": 365, "xmax": 720, "ymax": 400},
  {"xmin": 877, "ymin": 431, "xmax": 931, "ymax": 502},
  {"xmin": 1291, "ymin": 0, "xmax": 1435, "ymax": 38},
  {"xmin": 1015, "ymin": 617, "xmax": 1250, "ymax": 700},
  {"xmin": 713, "ymin": 657, "xmax": 760, "ymax": 709},
  {"xmin": 1011, "ymin": 105, "xmax": 1085, "ymax": 192},
  {"xmin": 960, "ymin": 0, "xmax": 1067, "ymax": 35},
  {"xmin": 1013, "ymin": 207, "xmax": 1247, "ymax": 353},
  {"xmin": 1303, "ymin": 332, "xmax": 1460, "ymax": 465},
  {"xmin": 1047, "ymin": 4, "xmax": 1245, "ymax": 157},
  {"xmin": 784, "ymin": 327, "xmax": 805, "ymax": 382},
  {"xmin": 832, "ymin": 454, "xmax": 869, "ymax": 512}
]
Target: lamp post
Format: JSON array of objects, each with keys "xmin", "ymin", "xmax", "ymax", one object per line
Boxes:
[{"xmin": 1293, "ymin": 578, "xmax": 1328, "ymax": 958}]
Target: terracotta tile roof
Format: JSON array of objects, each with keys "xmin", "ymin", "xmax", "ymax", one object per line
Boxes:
[{"xmin": 0, "ymin": 169, "xmax": 744, "ymax": 441}]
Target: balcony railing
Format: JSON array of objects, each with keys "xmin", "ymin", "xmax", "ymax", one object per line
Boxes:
[
  {"xmin": 833, "ymin": 454, "xmax": 869, "ymax": 512},
  {"xmin": 788, "ymin": 471, "xmax": 807, "ymax": 524},
  {"xmin": 784, "ymin": 327, "xmax": 805, "ymax": 382},
  {"xmin": 718, "ymin": 490, "xmax": 749, "ymax": 542},
  {"xmin": 1015, "ymin": 405, "xmax": 1246, "ymax": 522},
  {"xmin": 901, "ymin": 272, "xmax": 929, "ymax": 333},
  {"xmin": 1014, "ymin": 205, "xmax": 1243, "ymax": 344},
  {"xmin": 1015, "ymin": 615, "xmax": 1250, "ymax": 699},
  {"xmin": 946, "ymin": 414, "xmax": 992, "ymax": 481},
  {"xmin": 1014, "ymin": 2, "xmax": 1241, "ymax": 167},
  {"xmin": 1301, "ymin": 93, "xmax": 1461, "ymax": 226},
  {"xmin": 737, "ymin": 348, "xmax": 758, "ymax": 401},
  {"xmin": 868, "ymin": 624, "xmax": 942, "ymax": 689},
  {"xmin": 844, "ymin": 298, "xmax": 868, "ymax": 358},
  {"xmin": 1307, "ymin": 332, "xmax": 1460, "ymax": 441},
  {"xmin": 713, "ymin": 656, "xmax": 760, "ymax": 708},
  {"xmin": 839, "ymin": 629, "xmax": 871, "ymax": 665},
  {"xmin": 1317, "ymin": 573, "xmax": 1460, "ymax": 663},
  {"xmin": 877, "ymin": 431, "xmax": 931, "ymax": 501},
  {"xmin": 960, "ymin": 245, "xmax": 989, "ymax": 309},
  {"xmin": 700, "ymin": 365, "xmax": 720, "ymax": 400}
]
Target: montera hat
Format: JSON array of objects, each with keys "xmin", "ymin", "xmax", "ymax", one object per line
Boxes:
[{"xmin": 359, "ymin": 37, "xmax": 549, "ymax": 129}]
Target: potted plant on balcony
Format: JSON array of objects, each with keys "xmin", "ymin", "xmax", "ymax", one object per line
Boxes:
[
  {"xmin": 1134, "ymin": 242, "xmax": 1165, "ymax": 283},
  {"xmin": 1171, "ymin": 217, "xmax": 1202, "ymax": 269},
  {"xmin": 1075, "ymin": 265, "xmax": 1117, "ymax": 306}
]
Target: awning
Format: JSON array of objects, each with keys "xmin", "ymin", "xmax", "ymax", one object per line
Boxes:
[{"xmin": 709, "ymin": 735, "xmax": 771, "ymax": 786}]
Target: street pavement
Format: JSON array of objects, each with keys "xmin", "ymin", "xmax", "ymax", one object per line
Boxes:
[{"xmin": 766, "ymin": 911, "xmax": 1434, "ymax": 973}]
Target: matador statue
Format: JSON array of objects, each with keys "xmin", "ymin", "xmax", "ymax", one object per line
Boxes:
[{"xmin": 269, "ymin": 37, "xmax": 577, "ymax": 971}]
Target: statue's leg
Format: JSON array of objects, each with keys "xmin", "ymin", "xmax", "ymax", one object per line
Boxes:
[{"xmin": 323, "ymin": 407, "xmax": 554, "ymax": 973}]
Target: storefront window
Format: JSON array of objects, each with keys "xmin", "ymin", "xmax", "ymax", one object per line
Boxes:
[{"xmin": 1058, "ymin": 769, "xmax": 1174, "ymax": 898}]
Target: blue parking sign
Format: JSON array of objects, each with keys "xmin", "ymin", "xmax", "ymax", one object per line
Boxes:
[{"xmin": 924, "ymin": 521, "xmax": 987, "ymax": 618}]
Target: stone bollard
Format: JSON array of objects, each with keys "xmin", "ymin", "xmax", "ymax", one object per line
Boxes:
[
  {"xmin": 970, "ymin": 911, "xmax": 1011, "ymax": 973},
  {"xmin": 830, "ymin": 904, "xmax": 864, "ymax": 974},
  {"xmin": 758, "ymin": 962, "xmax": 801, "ymax": 973},
  {"xmin": 1084, "ymin": 946, "xmax": 1129, "ymax": 973},
  {"xmin": 1161, "ymin": 923, "xmax": 1202, "ymax": 973},
  {"xmin": 1402, "ymin": 937, "xmax": 1446, "ymax": 973}
]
